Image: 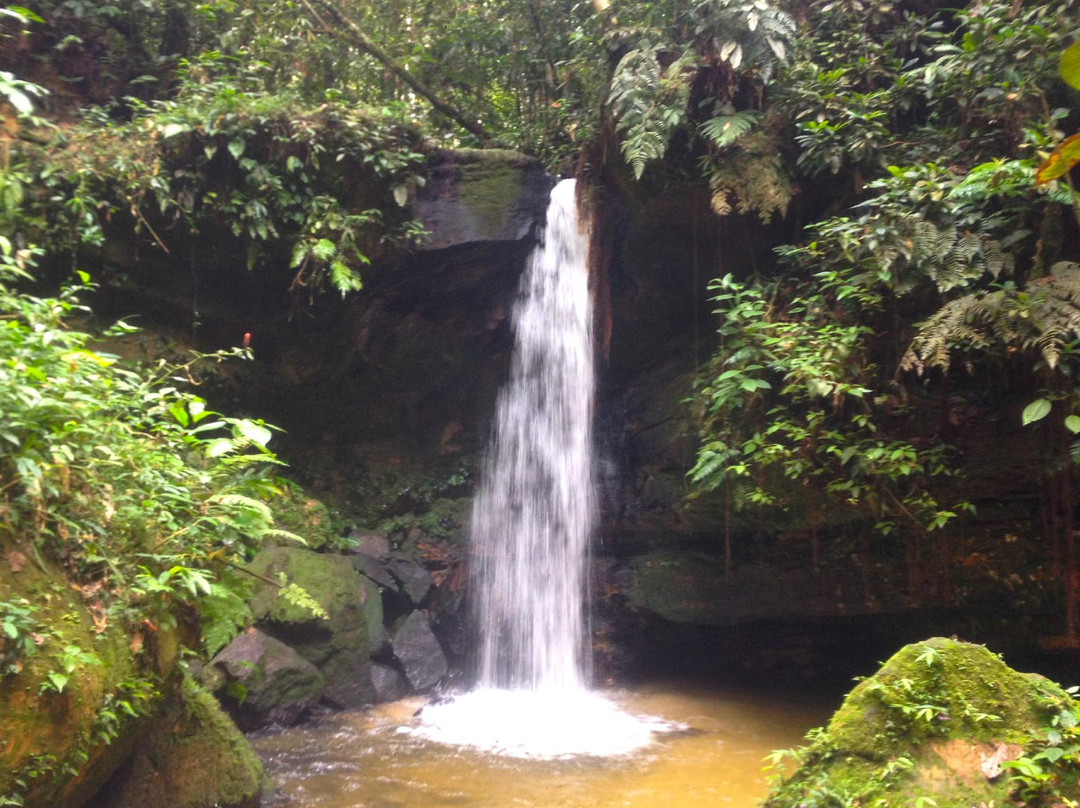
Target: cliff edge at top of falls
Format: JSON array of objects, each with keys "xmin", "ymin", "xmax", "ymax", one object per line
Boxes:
[{"xmin": 413, "ymin": 148, "xmax": 554, "ymax": 251}]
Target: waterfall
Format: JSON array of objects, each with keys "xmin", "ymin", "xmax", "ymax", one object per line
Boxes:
[
  {"xmin": 472, "ymin": 177, "xmax": 594, "ymax": 692},
  {"xmin": 414, "ymin": 179, "xmax": 667, "ymax": 759}
]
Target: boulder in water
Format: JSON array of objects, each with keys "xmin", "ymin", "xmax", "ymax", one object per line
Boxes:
[
  {"xmin": 764, "ymin": 637, "xmax": 1080, "ymax": 808},
  {"xmin": 370, "ymin": 662, "xmax": 411, "ymax": 702},
  {"xmin": 206, "ymin": 627, "xmax": 325, "ymax": 730},
  {"xmin": 391, "ymin": 610, "xmax": 448, "ymax": 692}
]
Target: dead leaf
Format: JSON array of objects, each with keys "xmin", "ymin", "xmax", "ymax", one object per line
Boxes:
[{"xmin": 7, "ymin": 551, "xmax": 26, "ymax": 573}]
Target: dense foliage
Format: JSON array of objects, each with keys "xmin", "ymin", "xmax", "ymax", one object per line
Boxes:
[{"xmin": 689, "ymin": 0, "xmax": 1080, "ymax": 551}]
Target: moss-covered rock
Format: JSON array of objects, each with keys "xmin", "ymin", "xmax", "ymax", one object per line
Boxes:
[
  {"xmin": 0, "ymin": 545, "xmax": 166, "ymax": 808},
  {"xmin": 764, "ymin": 637, "xmax": 1080, "ymax": 808},
  {"xmin": 89, "ymin": 675, "xmax": 269, "ymax": 808},
  {"xmin": 205, "ymin": 627, "xmax": 326, "ymax": 730},
  {"xmin": 269, "ymin": 482, "xmax": 343, "ymax": 552},
  {"xmin": 414, "ymin": 148, "xmax": 552, "ymax": 251},
  {"xmin": 248, "ymin": 545, "xmax": 373, "ymax": 706}
]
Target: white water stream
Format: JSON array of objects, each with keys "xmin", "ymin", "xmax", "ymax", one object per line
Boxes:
[{"xmin": 415, "ymin": 179, "xmax": 671, "ymax": 758}]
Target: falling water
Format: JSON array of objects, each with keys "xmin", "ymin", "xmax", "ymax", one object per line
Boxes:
[
  {"xmin": 472, "ymin": 176, "xmax": 594, "ymax": 692},
  {"xmin": 415, "ymin": 179, "xmax": 671, "ymax": 758}
]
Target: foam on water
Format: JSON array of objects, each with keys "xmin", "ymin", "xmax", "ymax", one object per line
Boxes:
[{"xmin": 413, "ymin": 689, "xmax": 676, "ymax": 759}]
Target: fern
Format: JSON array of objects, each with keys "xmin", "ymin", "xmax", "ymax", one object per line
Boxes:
[
  {"xmin": 200, "ymin": 581, "xmax": 254, "ymax": 657},
  {"xmin": 701, "ymin": 110, "xmax": 761, "ymax": 149},
  {"xmin": 608, "ymin": 47, "xmax": 697, "ymax": 179},
  {"xmin": 904, "ymin": 262, "xmax": 1080, "ymax": 373},
  {"xmin": 279, "ymin": 582, "xmax": 329, "ymax": 620},
  {"xmin": 706, "ymin": 131, "xmax": 793, "ymax": 221}
]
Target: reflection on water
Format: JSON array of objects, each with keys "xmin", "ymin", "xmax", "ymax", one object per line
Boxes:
[{"xmin": 251, "ymin": 684, "xmax": 829, "ymax": 808}]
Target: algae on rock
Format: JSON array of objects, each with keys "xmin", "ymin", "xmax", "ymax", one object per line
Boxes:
[
  {"xmin": 89, "ymin": 675, "xmax": 269, "ymax": 808},
  {"xmin": 764, "ymin": 637, "xmax": 1080, "ymax": 808},
  {"xmin": 248, "ymin": 544, "xmax": 374, "ymax": 707}
]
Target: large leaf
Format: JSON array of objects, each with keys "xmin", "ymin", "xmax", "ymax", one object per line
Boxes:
[
  {"xmin": 1062, "ymin": 40, "xmax": 1080, "ymax": 90},
  {"xmin": 1021, "ymin": 398, "xmax": 1052, "ymax": 426},
  {"xmin": 1036, "ymin": 133, "xmax": 1080, "ymax": 184}
]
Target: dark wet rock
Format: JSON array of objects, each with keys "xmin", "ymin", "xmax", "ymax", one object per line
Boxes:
[
  {"xmin": 248, "ymin": 545, "xmax": 374, "ymax": 707},
  {"xmin": 206, "ymin": 628, "xmax": 325, "ymax": 730},
  {"xmin": 391, "ymin": 610, "xmax": 448, "ymax": 692},
  {"xmin": 386, "ymin": 557, "xmax": 434, "ymax": 605},
  {"xmin": 370, "ymin": 663, "xmax": 411, "ymax": 702},
  {"xmin": 352, "ymin": 552, "xmax": 398, "ymax": 590}
]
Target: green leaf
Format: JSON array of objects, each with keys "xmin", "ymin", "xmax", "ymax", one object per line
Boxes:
[
  {"xmin": 1062, "ymin": 40, "xmax": 1080, "ymax": 90},
  {"xmin": 5, "ymin": 87, "xmax": 33, "ymax": 115},
  {"xmin": 228, "ymin": 139, "xmax": 245, "ymax": 160},
  {"xmin": 1036, "ymin": 133, "xmax": 1080, "ymax": 184},
  {"xmin": 312, "ymin": 238, "xmax": 336, "ymax": 261},
  {"xmin": 235, "ymin": 419, "xmax": 272, "ymax": 447},
  {"xmin": 1022, "ymin": 398, "xmax": 1052, "ymax": 426},
  {"xmin": 1066, "ymin": 415, "xmax": 1080, "ymax": 434},
  {"xmin": 205, "ymin": 438, "xmax": 234, "ymax": 458}
]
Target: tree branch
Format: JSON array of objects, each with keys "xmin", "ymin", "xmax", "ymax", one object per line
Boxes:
[{"xmin": 301, "ymin": 0, "xmax": 493, "ymax": 143}]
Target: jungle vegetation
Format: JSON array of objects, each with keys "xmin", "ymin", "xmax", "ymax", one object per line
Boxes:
[{"xmin": 1, "ymin": 0, "xmax": 1080, "ymax": 801}]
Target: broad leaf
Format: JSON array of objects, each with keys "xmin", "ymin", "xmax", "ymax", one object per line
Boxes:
[
  {"xmin": 1035, "ymin": 133, "xmax": 1080, "ymax": 184},
  {"xmin": 1062, "ymin": 40, "xmax": 1080, "ymax": 90},
  {"xmin": 1021, "ymin": 398, "xmax": 1052, "ymax": 426}
]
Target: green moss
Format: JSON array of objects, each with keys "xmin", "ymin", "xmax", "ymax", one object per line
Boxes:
[
  {"xmin": 247, "ymin": 545, "xmax": 373, "ymax": 705},
  {"xmin": 0, "ymin": 546, "xmax": 163, "ymax": 808},
  {"xmin": 764, "ymin": 638, "xmax": 1079, "ymax": 808},
  {"xmin": 92, "ymin": 674, "xmax": 268, "ymax": 808},
  {"xmin": 269, "ymin": 479, "xmax": 344, "ymax": 551}
]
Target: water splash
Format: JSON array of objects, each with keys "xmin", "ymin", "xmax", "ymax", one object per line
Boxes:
[{"xmin": 415, "ymin": 179, "xmax": 670, "ymax": 758}]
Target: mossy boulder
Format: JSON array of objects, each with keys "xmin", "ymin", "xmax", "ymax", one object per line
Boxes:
[
  {"xmin": 764, "ymin": 637, "xmax": 1080, "ymax": 808},
  {"xmin": 0, "ymin": 546, "xmax": 168, "ymax": 808},
  {"xmin": 205, "ymin": 627, "xmax": 325, "ymax": 730},
  {"xmin": 248, "ymin": 545, "xmax": 374, "ymax": 707},
  {"xmin": 269, "ymin": 483, "xmax": 342, "ymax": 551},
  {"xmin": 89, "ymin": 675, "xmax": 268, "ymax": 808}
]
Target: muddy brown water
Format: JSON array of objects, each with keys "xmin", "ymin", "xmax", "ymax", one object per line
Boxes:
[{"xmin": 251, "ymin": 683, "xmax": 831, "ymax": 808}]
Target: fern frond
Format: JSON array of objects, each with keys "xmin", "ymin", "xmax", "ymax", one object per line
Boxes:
[{"xmin": 701, "ymin": 110, "xmax": 761, "ymax": 149}]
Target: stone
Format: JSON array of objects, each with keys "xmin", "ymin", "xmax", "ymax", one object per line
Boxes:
[
  {"xmin": 248, "ymin": 545, "xmax": 374, "ymax": 707},
  {"xmin": 386, "ymin": 557, "xmax": 434, "ymax": 605},
  {"xmin": 764, "ymin": 638, "xmax": 1080, "ymax": 808},
  {"xmin": 88, "ymin": 676, "xmax": 268, "ymax": 808},
  {"xmin": 370, "ymin": 663, "xmax": 410, "ymax": 702},
  {"xmin": 413, "ymin": 148, "xmax": 553, "ymax": 250},
  {"xmin": 207, "ymin": 627, "xmax": 325, "ymax": 730},
  {"xmin": 350, "ymin": 532, "xmax": 391, "ymax": 559},
  {"xmin": 391, "ymin": 611, "xmax": 448, "ymax": 692},
  {"xmin": 359, "ymin": 575, "xmax": 388, "ymax": 652},
  {"xmin": 352, "ymin": 552, "xmax": 398, "ymax": 590}
]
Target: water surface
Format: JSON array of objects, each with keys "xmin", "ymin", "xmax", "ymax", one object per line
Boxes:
[{"xmin": 253, "ymin": 683, "xmax": 828, "ymax": 808}]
